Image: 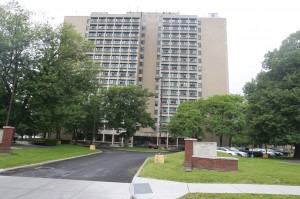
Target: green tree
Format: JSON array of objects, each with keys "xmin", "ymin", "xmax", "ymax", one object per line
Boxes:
[
  {"xmin": 0, "ymin": 1, "xmax": 36, "ymax": 126},
  {"xmin": 204, "ymin": 95, "xmax": 245, "ymax": 146},
  {"xmin": 244, "ymin": 30, "xmax": 300, "ymax": 158},
  {"xmin": 168, "ymin": 95, "xmax": 245, "ymax": 146},
  {"xmin": 0, "ymin": 1, "xmax": 100, "ymax": 137},
  {"xmin": 168, "ymin": 100, "xmax": 205, "ymax": 139},
  {"xmin": 102, "ymin": 85, "xmax": 155, "ymax": 147}
]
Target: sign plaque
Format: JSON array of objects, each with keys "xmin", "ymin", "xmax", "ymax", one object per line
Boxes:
[
  {"xmin": 193, "ymin": 142, "xmax": 217, "ymax": 158},
  {"xmin": 0, "ymin": 129, "xmax": 3, "ymax": 144}
]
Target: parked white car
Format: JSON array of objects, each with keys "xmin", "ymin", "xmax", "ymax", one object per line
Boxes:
[
  {"xmin": 217, "ymin": 147, "xmax": 239, "ymax": 156},
  {"xmin": 228, "ymin": 147, "xmax": 249, "ymax": 157}
]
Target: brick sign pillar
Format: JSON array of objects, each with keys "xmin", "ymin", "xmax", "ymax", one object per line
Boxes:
[
  {"xmin": 0, "ymin": 126, "xmax": 14, "ymax": 154},
  {"xmin": 183, "ymin": 138, "xmax": 197, "ymax": 168}
]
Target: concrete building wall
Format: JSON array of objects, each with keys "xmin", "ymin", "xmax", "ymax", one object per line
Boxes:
[{"xmin": 201, "ymin": 18, "xmax": 229, "ymax": 98}]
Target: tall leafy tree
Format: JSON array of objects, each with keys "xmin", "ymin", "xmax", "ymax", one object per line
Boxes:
[
  {"xmin": 168, "ymin": 95, "xmax": 245, "ymax": 146},
  {"xmin": 244, "ymin": 30, "xmax": 300, "ymax": 158},
  {"xmin": 0, "ymin": 1, "xmax": 36, "ymax": 126},
  {"xmin": 204, "ymin": 95, "xmax": 245, "ymax": 146},
  {"xmin": 0, "ymin": 1, "xmax": 100, "ymax": 137},
  {"xmin": 168, "ymin": 100, "xmax": 205, "ymax": 139},
  {"xmin": 102, "ymin": 85, "xmax": 155, "ymax": 147}
]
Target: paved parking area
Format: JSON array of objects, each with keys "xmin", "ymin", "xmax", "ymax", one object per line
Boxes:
[{"xmin": 0, "ymin": 149, "xmax": 156, "ymax": 183}]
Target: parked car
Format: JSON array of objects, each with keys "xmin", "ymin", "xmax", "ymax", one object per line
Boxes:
[
  {"xmin": 271, "ymin": 147, "xmax": 292, "ymax": 156},
  {"xmin": 217, "ymin": 147, "xmax": 239, "ymax": 156},
  {"xmin": 228, "ymin": 147, "xmax": 249, "ymax": 157},
  {"xmin": 237, "ymin": 147, "xmax": 263, "ymax": 157},
  {"xmin": 253, "ymin": 148, "xmax": 276, "ymax": 157},
  {"xmin": 268, "ymin": 149, "xmax": 283, "ymax": 156}
]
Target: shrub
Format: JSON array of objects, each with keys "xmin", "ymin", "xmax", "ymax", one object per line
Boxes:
[
  {"xmin": 61, "ymin": 140, "xmax": 71, "ymax": 144},
  {"xmin": 45, "ymin": 138, "xmax": 58, "ymax": 146}
]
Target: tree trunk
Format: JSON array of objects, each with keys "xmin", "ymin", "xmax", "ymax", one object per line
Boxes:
[
  {"xmin": 219, "ymin": 135, "xmax": 223, "ymax": 147},
  {"xmin": 294, "ymin": 143, "xmax": 300, "ymax": 159},
  {"xmin": 124, "ymin": 137, "xmax": 130, "ymax": 147}
]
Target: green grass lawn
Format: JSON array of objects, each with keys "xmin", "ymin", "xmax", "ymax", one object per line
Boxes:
[
  {"xmin": 179, "ymin": 193, "xmax": 300, "ymax": 199},
  {"xmin": 139, "ymin": 152, "xmax": 300, "ymax": 185},
  {"xmin": 0, "ymin": 144, "xmax": 99, "ymax": 169},
  {"xmin": 112, "ymin": 146, "xmax": 168, "ymax": 152}
]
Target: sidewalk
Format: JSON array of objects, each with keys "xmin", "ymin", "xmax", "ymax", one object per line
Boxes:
[
  {"xmin": 1, "ymin": 175, "xmax": 300, "ymax": 199},
  {"xmin": 131, "ymin": 177, "xmax": 300, "ymax": 199}
]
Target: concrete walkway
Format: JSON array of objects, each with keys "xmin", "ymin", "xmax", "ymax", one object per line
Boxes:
[{"xmin": 1, "ymin": 175, "xmax": 300, "ymax": 199}]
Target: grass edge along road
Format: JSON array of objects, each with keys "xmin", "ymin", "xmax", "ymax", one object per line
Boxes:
[
  {"xmin": 0, "ymin": 144, "xmax": 99, "ymax": 169},
  {"xmin": 139, "ymin": 152, "xmax": 300, "ymax": 185},
  {"xmin": 179, "ymin": 193, "xmax": 300, "ymax": 199}
]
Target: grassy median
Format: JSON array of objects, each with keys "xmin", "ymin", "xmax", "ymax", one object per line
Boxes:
[
  {"xmin": 0, "ymin": 144, "xmax": 99, "ymax": 169},
  {"xmin": 180, "ymin": 193, "xmax": 300, "ymax": 199},
  {"xmin": 139, "ymin": 152, "xmax": 300, "ymax": 185}
]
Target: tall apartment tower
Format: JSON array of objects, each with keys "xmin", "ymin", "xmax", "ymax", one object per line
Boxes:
[{"xmin": 65, "ymin": 12, "xmax": 229, "ymax": 146}]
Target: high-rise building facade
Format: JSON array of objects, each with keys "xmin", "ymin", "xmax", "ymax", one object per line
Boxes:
[{"xmin": 64, "ymin": 12, "xmax": 229, "ymax": 147}]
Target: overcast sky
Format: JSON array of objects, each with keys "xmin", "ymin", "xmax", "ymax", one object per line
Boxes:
[{"xmin": 3, "ymin": 0, "xmax": 300, "ymax": 95}]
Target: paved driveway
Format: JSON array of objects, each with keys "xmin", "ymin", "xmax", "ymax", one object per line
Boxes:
[{"xmin": 0, "ymin": 149, "xmax": 157, "ymax": 183}]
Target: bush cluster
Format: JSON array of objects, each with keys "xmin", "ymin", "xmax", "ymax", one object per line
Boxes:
[{"xmin": 45, "ymin": 138, "xmax": 58, "ymax": 146}]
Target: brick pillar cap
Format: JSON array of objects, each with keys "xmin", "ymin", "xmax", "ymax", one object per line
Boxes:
[
  {"xmin": 3, "ymin": 126, "xmax": 15, "ymax": 129},
  {"xmin": 184, "ymin": 138, "xmax": 197, "ymax": 141}
]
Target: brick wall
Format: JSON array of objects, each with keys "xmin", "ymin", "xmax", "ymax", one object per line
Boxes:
[
  {"xmin": 183, "ymin": 138, "xmax": 238, "ymax": 172},
  {"xmin": 0, "ymin": 126, "xmax": 14, "ymax": 154},
  {"xmin": 192, "ymin": 157, "xmax": 238, "ymax": 172}
]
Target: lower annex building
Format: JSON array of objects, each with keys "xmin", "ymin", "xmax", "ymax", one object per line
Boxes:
[{"xmin": 64, "ymin": 12, "xmax": 229, "ymax": 148}]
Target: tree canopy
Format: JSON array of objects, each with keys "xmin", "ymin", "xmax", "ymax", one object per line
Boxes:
[
  {"xmin": 244, "ymin": 30, "xmax": 300, "ymax": 158},
  {"xmin": 0, "ymin": 1, "xmax": 100, "ymax": 137},
  {"xmin": 101, "ymin": 85, "xmax": 155, "ymax": 146},
  {"xmin": 168, "ymin": 95, "xmax": 245, "ymax": 146}
]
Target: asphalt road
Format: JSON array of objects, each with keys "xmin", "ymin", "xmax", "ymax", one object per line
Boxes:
[{"xmin": 0, "ymin": 149, "xmax": 157, "ymax": 183}]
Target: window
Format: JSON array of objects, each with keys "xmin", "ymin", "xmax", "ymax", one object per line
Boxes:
[
  {"xmin": 111, "ymin": 55, "xmax": 119, "ymax": 60},
  {"xmin": 128, "ymin": 80, "xmax": 135, "ymax": 85},
  {"xmin": 120, "ymin": 63, "xmax": 127, "ymax": 68},
  {"xmin": 170, "ymin": 73, "xmax": 178, "ymax": 78},
  {"xmin": 162, "ymin": 89, "xmax": 168, "ymax": 95},
  {"xmin": 170, "ymin": 81, "xmax": 178, "ymax": 87},
  {"xmin": 163, "ymin": 81, "xmax": 169, "ymax": 86},
  {"xmin": 162, "ymin": 98, "xmax": 168, "ymax": 103},
  {"xmin": 169, "ymin": 107, "xmax": 177, "ymax": 113},
  {"xmin": 190, "ymin": 73, "xmax": 197, "ymax": 78},
  {"xmin": 180, "ymin": 73, "xmax": 187, "ymax": 78},
  {"xmin": 111, "ymin": 71, "xmax": 117, "ymax": 76},
  {"xmin": 128, "ymin": 72, "xmax": 135, "ymax": 77},
  {"xmin": 189, "ymin": 65, "xmax": 197, "ymax": 70},
  {"xmin": 170, "ymin": 90, "xmax": 178, "ymax": 95},
  {"xmin": 111, "ymin": 63, "xmax": 118, "ymax": 68},
  {"xmin": 189, "ymin": 90, "xmax": 197, "ymax": 96},
  {"xmin": 180, "ymin": 81, "xmax": 188, "ymax": 87},
  {"xmin": 120, "ymin": 56, "xmax": 128, "ymax": 60},
  {"xmin": 170, "ymin": 98, "xmax": 177, "ymax": 104},
  {"xmin": 180, "ymin": 90, "xmax": 187, "ymax": 96},
  {"xmin": 162, "ymin": 107, "xmax": 168, "ymax": 113},
  {"xmin": 189, "ymin": 82, "xmax": 197, "ymax": 87},
  {"xmin": 162, "ymin": 64, "xmax": 169, "ymax": 70},
  {"xmin": 109, "ymin": 79, "xmax": 117, "ymax": 84},
  {"xmin": 119, "ymin": 79, "xmax": 126, "ymax": 85},
  {"xmin": 171, "ymin": 65, "xmax": 178, "ymax": 70},
  {"xmin": 180, "ymin": 65, "xmax": 187, "ymax": 70},
  {"xmin": 129, "ymin": 63, "xmax": 136, "ymax": 68},
  {"xmin": 119, "ymin": 72, "xmax": 126, "ymax": 77},
  {"xmin": 162, "ymin": 73, "xmax": 168, "ymax": 78},
  {"xmin": 112, "ymin": 47, "xmax": 119, "ymax": 52}
]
